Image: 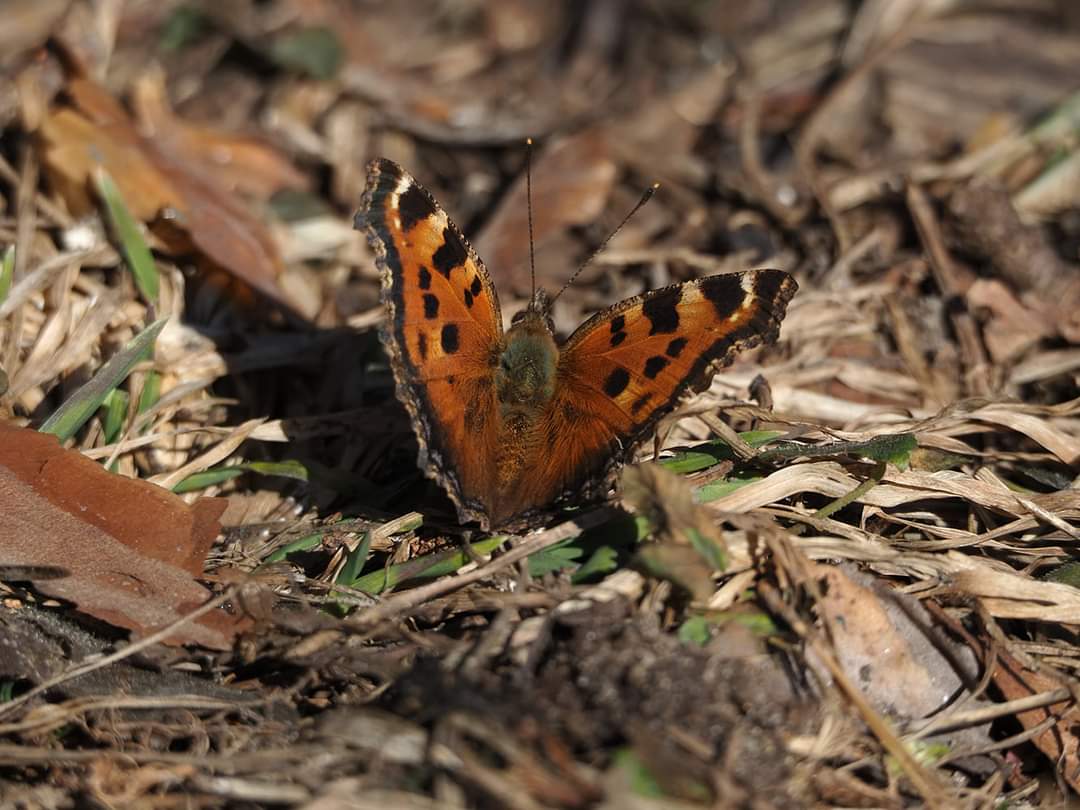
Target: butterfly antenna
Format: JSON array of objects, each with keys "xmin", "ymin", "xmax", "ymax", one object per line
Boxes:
[
  {"xmin": 548, "ymin": 182, "xmax": 660, "ymax": 310},
  {"xmin": 526, "ymin": 137, "xmax": 537, "ymax": 300}
]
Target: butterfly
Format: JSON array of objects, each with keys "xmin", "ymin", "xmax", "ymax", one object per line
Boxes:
[{"xmin": 355, "ymin": 158, "xmax": 797, "ymax": 531}]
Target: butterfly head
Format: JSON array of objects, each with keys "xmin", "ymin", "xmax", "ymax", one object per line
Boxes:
[{"xmin": 510, "ymin": 287, "xmax": 556, "ymax": 335}]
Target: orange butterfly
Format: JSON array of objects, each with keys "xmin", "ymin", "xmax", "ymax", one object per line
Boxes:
[{"xmin": 356, "ymin": 159, "xmax": 796, "ymax": 531}]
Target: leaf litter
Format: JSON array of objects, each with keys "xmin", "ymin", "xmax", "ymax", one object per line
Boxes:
[{"xmin": 1, "ymin": 1, "xmax": 1080, "ymax": 807}]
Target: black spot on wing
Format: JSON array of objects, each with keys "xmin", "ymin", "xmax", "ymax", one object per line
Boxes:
[
  {"xmin": 432, "ymin": 226, "xmax": 468, "ymax": 278},
  {"xmin": 700, "ymin": 274, "xmax": 745, "ymax": 320},
  {"xmin": 666, "ymin": 337, "xmax": 687, "ymax": 358},
  {"xmin": 609, "ymin": 314, "xmax": 627, "ymax": 347},
  {"xmin": 644, "ymin": 355, "xmax": 668, "ymax": 379},
  {"xmin": 441, "ymin": 323, "xmax": 460, "ymax": 354},
  {"xmin": 418, "ymin": 266, "xmax": 432, "ymax": 290},
  {"xmin": 643, "ymin": 287, "xmax": 681, "ymax": 335},
  {"xmin": 603, "ymin": 367, "xmax": 630, "ymax": 398},
  {"xmin": 464, "ymin": 289, "xmax": 473, "ymax": 308},
  {"xmin": 470, "ymin": 276, "xmax": 482, "ymax": 296},
  {"xmin": 631, "ymin": 393, "xmax": 652, "ymax": 415},
  {"xmin": 418, "ymin": 331, "xmax": 428, "ymax": 360},
  {"xmin": 423, "ymin": 293, "xmax": 439, "ymax": 319},
  {"xmin": 397, "ymin": 183, "xmax": 433, "ymax": 232}
]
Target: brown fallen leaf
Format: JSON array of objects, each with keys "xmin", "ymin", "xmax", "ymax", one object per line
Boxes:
[
  {"xmin": 474, "ymin": 128, "xmax": 617, "ymax": 295},
  {"xmin": 810, "ymin": 564, "xmax": 981, "ymax": 724},
  {"xmin": 966, "ymin": 278, "xmax": 1051, "ymax": 363},
  {"xmin": 38, "ymin": 76, "xmax": 294, "ymax": 309},
  {"xmin": 131, "ymin": 71, "xmax": 309, "ymax": 202},
  {"xmin": 987, "ymin": 646, "xmax": 1080, "ymax": 792},
  {"xmin": 0, "ymin": 421, "xmax": 246, "ymax": 649},
  {"xmin": 0, "ymin": 0, "xmax": 70, "ymax": 71}
]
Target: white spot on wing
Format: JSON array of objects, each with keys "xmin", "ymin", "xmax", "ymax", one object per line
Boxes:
[
  {"xmin": 724, "ymin": 273, "xmax": 757, "ymax": 322},
  {"xmin": 388, "ymin": 174, "xmax": 413, "ymax": 232}
]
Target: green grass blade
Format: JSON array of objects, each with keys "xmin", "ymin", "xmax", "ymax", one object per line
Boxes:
[
  {"xmin": 171, "ymin": 467, "xmax": 246, "ymax": 493},
  {"xmin": 40, "ymin": 317, "xmax": 168, "ymax": 442},
  {"xmin": 337, "ymin": 532, "xmax": 374, "ymax": 587},
  {"xmin": 94, "ymin": 169, "xmax": 159, "ymax": 305},
  {"xmin": 0, "ymin": 245, "xmax": 13, "ymax": 305},
  {"xmin": 263, "ymin": 532, "xmax": 324, "ymax": 564},
  {"xmin": 136, "ymin": 369, "xmax": 161, "ymax": 415},
  {"xmin": 172, "ymin": 458, "xmax": 312, "ymax": 493},
  {"xmin": 352, "ymin": 536, "xmax": 507, "ymax": 595},
  {"xmin": 101, "ymin": 390, "xmax": 129, "ymax": 445}
]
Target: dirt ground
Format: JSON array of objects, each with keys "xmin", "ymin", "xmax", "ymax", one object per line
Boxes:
[{"xmin": 2, "ymin": 1, "xmax": 1080, "ymax": 808}]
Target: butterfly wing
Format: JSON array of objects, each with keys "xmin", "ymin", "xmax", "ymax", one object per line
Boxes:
[
  {"xmin": 356, "ymin": 159, "xmax": 504, "ymax": 525},
  {"xmin": 521, "ymin": 270, "xmax": 797, "ymax": 510}
]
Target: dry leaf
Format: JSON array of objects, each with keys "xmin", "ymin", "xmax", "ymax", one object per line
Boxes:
[
  {"xmin": 811, "ymin": 564, "xmax": 980, "ymax": 724},
  {"xmin": 987, "ymin": 648, "xmax": 1080, "ymax": 793},
  {"xmin": 0, "ymin": 422, "xmax": 246, "ymax": 649},
  {"xmin": 966, "ymin": 278, "xmax": 1050, "ymax": 363},
  {"xmin": 622, "ymin": 463, "xmax": 727, "ymax": 602},
  {"xmin": 131, "ymin": 71, "xmax": 309, "ymax": 202},
  {"xmin": 474, "ymin": 128, "xmax": 617, "ymax": 295},
  {"xmin": 38, "ymin": 77, "xmax": 293, "ymax": 309}
]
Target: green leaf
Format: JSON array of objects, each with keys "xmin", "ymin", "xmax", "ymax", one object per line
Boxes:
[
  {"xmin": 94, "ymin": 169, "xmax": 159, "ymax": 305},
  {"xmin": 814, "ymin": 460, "xmax": 886, "ymax": 520},
  {"xmin": 101, "ymin": 389, "xmax": 129, "ymax": 445},
  {"xmin": 172, "ymin": 458, "xmax": 312, "ymax": 493},
  {"xmin": 160, "ymin": 6, "xmax": 208, "ymax": 50},
  {"xmin": 263, "ymin": 532, "xmax": 324, "ymax": 564},
  {"xmin": 337, "ymin": 532, "xmax": 374, "ymax": 587},
  {"xmin": 661, "ymin": 430, "xmax": 785, "ymax": 474},
  {"xmin": 244, "ymin": 459, "xmax": 310, "ymax": 481},
  {"xmin": 136, "ymin": 370, "xmax": 161, "ymax": 417},
  {"xmin": 40, "ymin": 317, "xmax": 168, "ymax": 442},
  {"xmin": 0, "ymin": 245, "xmax": 13, "ymax": 305},
  {"xmin": 352, "ymin": 536, "xmax": 508, "ymax": 595},
  {"xmin": 1044, "ymin": 562, "xmax": 1080, "ymax": 588},
  {"xmin": 695, "ymin": 475, "xmax": 761, "ymax": 503},
  {"xmin": 527, "ymin": 539, "xmax": 583, "ymax": 577},
  {"xmin": 613, "ymin": 749, "xmax": 663, "ymax": 798},
  {"xmin": 571, "ymin": 545, "xmax": 619, "ymax": 583},
  {"xmin": 171, "ymin": 467, "xmax": 246, "ymax": 493},
  {"xmin": 677, "ymin": 615, "xmax": 711, "ymax": 646},
  {"xmin": 270, "ymin": 27, "xmax": 343, "ymax": 79}
]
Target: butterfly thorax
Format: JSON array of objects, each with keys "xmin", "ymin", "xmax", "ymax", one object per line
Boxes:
[{"xmin": 496, "ymin": 309, "xmax": 558, "ymax": 416}]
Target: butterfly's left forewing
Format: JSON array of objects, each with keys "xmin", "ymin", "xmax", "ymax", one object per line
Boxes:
[
  {"xmin": 529, "ymin": 270, "xmax": 797, "ymax": 503},
  {"xmin": 357, "ymin": 159, "xmax": 504, "ymax": 524}
]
